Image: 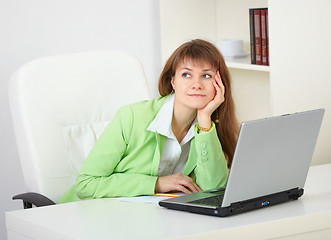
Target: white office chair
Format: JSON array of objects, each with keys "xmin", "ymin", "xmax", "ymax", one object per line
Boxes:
[{"xmin": 9, "ymin": 50, "xmax": 152, "ymax": 208}]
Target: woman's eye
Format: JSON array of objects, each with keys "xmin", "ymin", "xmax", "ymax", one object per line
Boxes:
[
  {"xmin": 203, "ymin": 74, "xmax": 212, "ymax": 79},
  {"xmin": 182, "ymin": 73, "xmax": 191, "ymax": 78}
]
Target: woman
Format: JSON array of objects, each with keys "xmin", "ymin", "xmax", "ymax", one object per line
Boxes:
[{"xmin": 59, "ymin": 39, "xmax": 239, "ymax": 203}]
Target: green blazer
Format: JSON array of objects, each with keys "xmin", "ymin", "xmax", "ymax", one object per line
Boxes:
[{"xmin": 58, "ymin": 96, "xmax": 228, "ymax": 203}]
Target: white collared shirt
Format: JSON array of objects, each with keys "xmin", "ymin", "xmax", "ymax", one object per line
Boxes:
[{"xmin": 147, "ymin": 94, "xmax": 197, "ymax": 176}]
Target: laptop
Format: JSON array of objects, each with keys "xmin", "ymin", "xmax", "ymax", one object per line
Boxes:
[{"xmin": 159, "ymin": 108, "xmax": 325, "ymax": 217}]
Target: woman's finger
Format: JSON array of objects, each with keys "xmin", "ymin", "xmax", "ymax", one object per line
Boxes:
[
  {"xmin": 195, "ymin": 183, "xmax": 202, "ymax": 192},
  {"xmin": 176, "ymin": 185, "xmax": 192, "ymax": 194},
  {"xmin": 213, "ymin": 80, "xmax": 224, "ymax": 104},
  {"xmin": 215, "ymin": 71, "xmax": 225, "ymax": 96},
  {"xmin": 179, "ymin": 176, "xmax": 201, "ymax": 193}
]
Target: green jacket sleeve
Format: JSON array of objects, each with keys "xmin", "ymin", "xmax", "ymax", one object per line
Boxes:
[
  {"xmin": 191, "ymin": 122, "xmax": 229, "ymax": 190},
  {"xmin": 74, "ymin": 106, "xmax": 158, "ymax": 200}
]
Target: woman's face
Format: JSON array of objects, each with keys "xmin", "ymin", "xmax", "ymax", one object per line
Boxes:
[{"xmin": 171, "ymin": 59, "xmax": 217, "ymax": 111}]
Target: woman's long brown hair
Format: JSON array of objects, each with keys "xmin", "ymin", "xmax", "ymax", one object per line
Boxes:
[{"xmin": 158, "ymin": 39, "xmax": 239, "ymax": 168}]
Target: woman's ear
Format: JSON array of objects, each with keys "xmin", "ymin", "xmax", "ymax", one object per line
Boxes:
[{"xmin": 171, "ymin": 77, "xmax": 175, "ymax": 90}]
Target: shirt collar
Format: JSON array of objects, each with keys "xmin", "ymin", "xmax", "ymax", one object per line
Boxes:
[{"xmin": 147, "ymin": 94, "xmax": 197, "ymax": 144}]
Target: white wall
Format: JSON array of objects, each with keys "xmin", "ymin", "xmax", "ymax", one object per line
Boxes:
[
  {"xmin": 160, "ymin": 0, "xmax": 217, "ymax": 64},
  {"xmin": 269, "ymin": 0, "xmax": 331, "ymax": 165},
  {"xmin": 0, "ymin": 1, "xmax": 161, "ymax": 239}
]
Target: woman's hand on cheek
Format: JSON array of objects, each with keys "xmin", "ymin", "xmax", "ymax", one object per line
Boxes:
[{"xmin": 197, "ymin": 71, "xmax": 225, "ymax": 125}]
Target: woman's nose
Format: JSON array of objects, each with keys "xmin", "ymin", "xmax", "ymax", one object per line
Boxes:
[{"xmin": 192, "ymin": 78, "xmax": 203, "ymax": 89}]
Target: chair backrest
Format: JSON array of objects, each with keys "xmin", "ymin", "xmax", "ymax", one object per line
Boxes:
[{"xmin": 9, "ymin": 50, "xmax": 152, "ymax": 203}]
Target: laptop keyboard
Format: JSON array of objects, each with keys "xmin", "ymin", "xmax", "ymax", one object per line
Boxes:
[{"xmin": 189, "ymin": 194, "xmax": 224, "ymax": 207}]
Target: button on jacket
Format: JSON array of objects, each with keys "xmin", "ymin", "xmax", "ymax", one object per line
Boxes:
[{"xmin": 58, "ymin": 95, "xmax": 229, "ymax": 203}]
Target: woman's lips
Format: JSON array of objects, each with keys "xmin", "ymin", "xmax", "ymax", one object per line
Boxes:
[{"xmin": 188, "ymin": 94, "xmax": 205, "ymax": 97}]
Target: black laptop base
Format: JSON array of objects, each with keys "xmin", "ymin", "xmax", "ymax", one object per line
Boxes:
[{"xmin": 159, "ymin": 188, "xmax": 304, "ymax": 217}]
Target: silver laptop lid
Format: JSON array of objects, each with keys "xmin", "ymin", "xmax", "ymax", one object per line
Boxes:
[{"xmin": 222, "ymin": 109, "xmax": 324, "ymax": 207}]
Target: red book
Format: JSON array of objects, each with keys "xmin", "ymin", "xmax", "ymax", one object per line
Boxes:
[
  {"xmin": 249, "ymin": 9, "xmax": 256, "ymax": 64},
  {"xmin": 261, "ymin": 9, "xmax": 268, "ymax": 65},
  {"xmin": 254, "ymin": 9, "xmax": 262, "ymax": 65},
  {"xmin": 266, "ymin": 9, "xmax": 269, "ymax": 65}
]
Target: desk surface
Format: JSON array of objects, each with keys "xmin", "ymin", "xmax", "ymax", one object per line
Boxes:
[{"xmin": 6, "ymin": 164, "xmax": 331, "ymax": 240}]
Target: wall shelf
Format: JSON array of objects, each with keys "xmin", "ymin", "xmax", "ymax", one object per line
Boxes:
[{"xmin": 225, "ymin": 56, "xmax": 270, "ymax": 72}]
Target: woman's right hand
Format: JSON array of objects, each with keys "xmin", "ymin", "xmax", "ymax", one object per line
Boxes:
[{"xmin": 155, "ymin": 173, "xmax": 202, "ymax": 194}]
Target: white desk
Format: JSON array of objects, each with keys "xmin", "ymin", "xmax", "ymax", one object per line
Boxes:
[{"xmin": 6, "ymin": 164, "xmax": 331, "ymax": 240}]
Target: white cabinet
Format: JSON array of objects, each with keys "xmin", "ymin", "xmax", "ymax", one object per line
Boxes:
[{"xmin": 160, "ymin": 0, "xmax": 331, "ymax": 165}]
